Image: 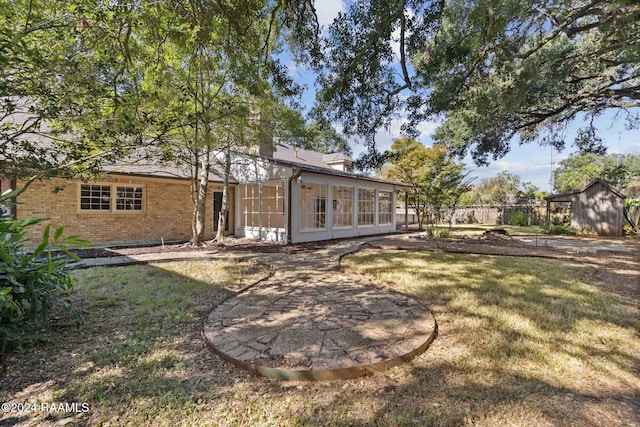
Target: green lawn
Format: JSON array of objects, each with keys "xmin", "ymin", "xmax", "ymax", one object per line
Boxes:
[{"xmin": 2, "ymin": 252, "xmax": 638, "ymax": 426}]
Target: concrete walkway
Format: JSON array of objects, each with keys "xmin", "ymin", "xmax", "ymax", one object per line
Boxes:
[{"xmin": 76, "ymin": 236, "xmax": 437, "ymax": 381}]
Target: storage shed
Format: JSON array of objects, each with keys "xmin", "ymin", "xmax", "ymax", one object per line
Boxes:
[{"xmin": 545, "ymin": 179, "xmax": 627, "ymax": 237}]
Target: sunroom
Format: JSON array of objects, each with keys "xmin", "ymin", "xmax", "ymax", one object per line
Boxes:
[{"xmin": 232, "ymin": 143, "xmax": 410, "ymax": 244}]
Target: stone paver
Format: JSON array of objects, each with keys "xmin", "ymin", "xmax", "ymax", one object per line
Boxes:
[
  {"xmin": 202, "ymin": 236, "xmax": 437, "ymax": 381},
  {"xmin": 75, "ymin": 234, "xmax": 437, "ymax": 381}
]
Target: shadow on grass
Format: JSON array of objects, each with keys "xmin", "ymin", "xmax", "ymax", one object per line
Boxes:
[
  {"xmin": 331, "ymin": 250, "xmax": 640, "ymax": 425},
  {"xmin": 0, "ymin": 260, "xmax": 267, "ymax": 426},
  {"xmin": 2, "ymin": 250, "xmax": 639, "ymax": 426}
]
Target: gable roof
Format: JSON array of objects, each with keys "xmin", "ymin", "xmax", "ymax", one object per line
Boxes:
[
  {"xmin": 545, "ymin": 178, "xmax": 627, "ymax": 202},
  {"xmin": 270, "ymin": 143, "xmax": 353, "ymax": 169},
  {"xmin": 263, "ymin": 143, "xmax": 410, "ymax": 188}
]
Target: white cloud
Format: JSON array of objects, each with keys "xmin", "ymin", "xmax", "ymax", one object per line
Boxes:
[
  {"xmin": 315, "ymin": 0, "xmax": 345, "ymax": 28},
  {"xmin": 461, "ymin": 146, "xmax": 569, "ymax": 191}
]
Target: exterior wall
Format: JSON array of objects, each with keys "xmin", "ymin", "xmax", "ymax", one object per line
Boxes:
[
  {"xmin": 569, "ymin": 182, "xmax": 625, "ymax": 237},
  {"xmin": 15, "ymin": 174, "xmax": 235, "ymax": 246},
  {"xmin": 232, "ymin": 155, "xmax": 294, "ymax": 245},
  {"xmin": 290, "ymin": 171, "xmax": 397, "ymax": 244}
]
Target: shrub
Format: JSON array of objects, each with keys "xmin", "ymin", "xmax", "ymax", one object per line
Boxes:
[
  {"xmin": 435, "ymin": 228, "xmax": 452, "ymax": 238},
  {"xmin": 540, "ymin": 222, "xmax": 577, "ymax": 235},
  {"xmin": 510, "ymin": 212, "xmax": 529, "ymax": 226},
  {"xmin": 1, "ymin": 196, "xmax": 87, "ymax": 356}
]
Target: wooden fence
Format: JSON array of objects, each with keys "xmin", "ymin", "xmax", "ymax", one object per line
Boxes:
[{"xmin": 453, "ymin": 206, "xmax": 547, "ymax": 226}]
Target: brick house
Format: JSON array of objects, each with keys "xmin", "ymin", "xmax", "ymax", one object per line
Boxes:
[
  {"xmin": 3, "ymin": 144, "xmax": 409, "ymax": 246},
  {"xmin": 2, "ymin": 163, "xmax": 233, "ymax": 246}
]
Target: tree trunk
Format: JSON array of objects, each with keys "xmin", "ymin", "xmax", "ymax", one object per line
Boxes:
[
  {"xmin": 215, "ymin": 146, "xmax": 231, "ymax": 242},
  {"xmin": 192, "ymin": 155, "xmax": 210, "ymax": 246}
]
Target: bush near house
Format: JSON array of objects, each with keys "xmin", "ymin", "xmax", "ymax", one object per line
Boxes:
[{"xmin": 0, "ymin": 196, "xmax": 87, "ymax": 358}]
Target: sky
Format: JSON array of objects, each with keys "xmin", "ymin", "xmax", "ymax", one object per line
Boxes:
[{"xmin": 287, "ymin": 1, "xmax": 640, "ymax": 193}]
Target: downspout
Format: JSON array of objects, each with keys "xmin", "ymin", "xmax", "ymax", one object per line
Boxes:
[{"xmin": 287, "ymin": 168, "xmax": 301, "ymax": 244}]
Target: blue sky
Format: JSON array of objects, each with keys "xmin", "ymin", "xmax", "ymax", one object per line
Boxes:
[{"xmin": 287, "ymin": 1, "xmax": 640, "ymax": 193}]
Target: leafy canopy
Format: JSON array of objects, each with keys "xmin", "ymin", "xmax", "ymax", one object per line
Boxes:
[
  {"xmin": 313, "ymin": 0, "xmax": 640, "ymax": 165},
  {"xmin": 552, "ymin": 152, "xmax": 640, "ymax": 194},
  {"xmin": 1, "ymin": 0, "xmax": 320, "ymax": 191},
  {"xmin": 461, "ymin": 171, "xmax": 542, "ymax": 206},
  {"xmin": 383, "ymin": 139, "xmax": 469, "ymax": 230}
]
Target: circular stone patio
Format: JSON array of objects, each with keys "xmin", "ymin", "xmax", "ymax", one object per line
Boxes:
[{"xmin": 203, "ymin": 274, "xmax": 437, "ymax": 381}]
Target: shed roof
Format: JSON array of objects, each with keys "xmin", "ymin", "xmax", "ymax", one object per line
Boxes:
[{"xmin": 545, "ymin": 178, "xmax": 626, "ymax": 202}]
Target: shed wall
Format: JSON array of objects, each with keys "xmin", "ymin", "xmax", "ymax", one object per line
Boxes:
[{"xmin": 569, "ymin": 181, "xmax": 624, "ymax": 237}]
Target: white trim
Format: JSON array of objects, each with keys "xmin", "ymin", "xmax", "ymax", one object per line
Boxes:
[
  {"xmin": 332, "ymin": 184, "xmax": 355, "ymax": 230},
  {"xmin": 298, "ymin": 179, "xmax": 329, "ymax": 232},
  {"xmin": 356, "ymin": 186, "xmax": 377, "ymax": 228}
]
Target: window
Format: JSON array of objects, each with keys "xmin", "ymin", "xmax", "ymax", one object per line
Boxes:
[
  {"xmin": 262, "ymin": 183, "xmax": 286, "ymax": 229},
  {"xmin": 358, "ymin": 188, "xmax": 376, "ymax": 226},
  {"xmin": 378, "ymin": 190, "xmax": 393, "ymax": 225},
  {"xmin": 79, "ymin": 184, "xmax": 144, "ymax": 213},
  {"xmin": 80, "ymin": 185, "xmax": 111, "ymax": 211},
  {"xmin": 332, "ymin": 185, "xmax": 353, "ymax": 228},
  {"xmin": 300, "ymin": 182, "xmax": 327, "ymax": 230},
  {"xmin": 240, "ymin": 184, "xmax": 260, "ymax": 227},
  {"xmin": 239, "ymin": 183, "xmax": 285, "ymax": 229},
  {"xmin": 116, "ymin": 186, "xmax": 143, "ymax": 211}
]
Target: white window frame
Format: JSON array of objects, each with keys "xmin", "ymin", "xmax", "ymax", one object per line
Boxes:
[
  {"xmin": 299, "ymin": 180, "xmax": 328, "ymax": 232},
  {"xmin": 378, "ymin": 190, "xmax": 393, "ymax": 225},
  {"xmin": 332, "ymin": 184, "xmax": 355, "ymax": 230},
  {"xmin": 357, "ymin": 187, "xmax": 376, "ymax": 227}
]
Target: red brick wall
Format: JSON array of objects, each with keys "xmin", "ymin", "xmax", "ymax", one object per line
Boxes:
[{"xmin": 15, "ymin": 174, "xmax": 235, "ymax": 246}]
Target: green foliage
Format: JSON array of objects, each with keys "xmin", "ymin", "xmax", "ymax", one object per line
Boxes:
[
  {"xmin": 462, "ymin": 171, "xmax": 542, "ymax": 206},
  {"xmin": 540, "ymin": 222, "xmax": 577, "ymax": 236},
  {"xmin": 0, "ymin": 196, "xmax": 87, "ymax": 354},
  {"xmin": 2, "ymin": 0, "xmax": 320, "ymax": 204},
  {"xmin": 297, "ymin": 118, "xmax": 352, "ymax": 156},
  {"xmin": 383, "ymin": 139, "xmax": 470, "ymax": 231},
  {"xmin": 625, "ymin": 198, "xmax": 640, "ymax": 208},
  {"xmin": 435, "ymin": 228, "xmax": 452, "ymax": 238},
  {"xmin": 553, "ymin": 152, "xmax": 640, "ymax": 194},
  {"xmin": 1, "ymin": 0, "xmax": 161, "ymax": 184},
  {"xmin": 510, "ymin": 212, "xmax": 529, "ymax": 227},
  {"xmin": 313, "ymin": 0, "xmax": 640, "ymax": 163},
  {"xmin": 128, "ymin": 0, "xmax": 321, "ymax": 245}
]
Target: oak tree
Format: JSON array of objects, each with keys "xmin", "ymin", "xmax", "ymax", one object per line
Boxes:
[{"xmin": 313, "ymin": 0, "xmax": 640, "ymax": 165}]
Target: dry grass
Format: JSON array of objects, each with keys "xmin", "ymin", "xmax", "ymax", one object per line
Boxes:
[
  {"xmin": 1, "ymin": 252, "xmax": 639, "ymax": 426},
  {"xmin": 342, "ymin": 250, "xmax": 640, "ymax": 426}
]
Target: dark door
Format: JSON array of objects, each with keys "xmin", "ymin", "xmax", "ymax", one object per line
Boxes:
[{"xmin": 213, "ymin": 192, "xmax": 229, "ymax": 231}]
